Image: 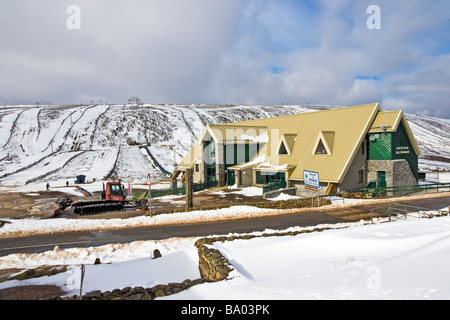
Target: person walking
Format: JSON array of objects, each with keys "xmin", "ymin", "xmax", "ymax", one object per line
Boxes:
[{"xmin": 46, "ymin": 182, "xmax": 50, "ymax": 191}]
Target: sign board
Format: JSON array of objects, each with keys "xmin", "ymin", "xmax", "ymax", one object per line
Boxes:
[
  {"xmin": 146, "ymin": 174, "xmax": 152, "ymax": 186},
  {"xmin": 303, "ymin": 170, "xmax": 319, "ymax": 188},
  {"xmin": 305, "ymin": 185, "xmax": 318, "ymax": 192}
]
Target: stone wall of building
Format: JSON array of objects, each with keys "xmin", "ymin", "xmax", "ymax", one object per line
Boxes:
[
  {"xmin": 366, "ymin": 160, "xmax": 393, "ymax": 186},
  {"xmin": 392, "ymin": 159, "xmax": 418, "ymax": 186},
  {"xmin": 366, "ymin": 159, "xmax": 417, "ymax": 187}
]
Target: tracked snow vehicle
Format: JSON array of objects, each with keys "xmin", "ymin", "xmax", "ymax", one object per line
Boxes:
[{"xmin": 54, "ymin": 182, "xmax": 147, "ymax": 215}]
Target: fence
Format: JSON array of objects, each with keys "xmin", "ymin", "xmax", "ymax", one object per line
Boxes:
[
  {"xmin": 362, "ymin": 182, "xmax": 450, "ymax": 198},
  {"xmin": 131, "ymin": 181, "xmax": 218, "ymax": 200},
  {"xmin": 370, "ymin": 203, "xmax": 442, "ymax": 223}
]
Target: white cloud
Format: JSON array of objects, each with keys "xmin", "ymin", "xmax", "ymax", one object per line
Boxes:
[
  {"xmin": 0, "ymin": 0, "xmax": 240, "ymax": 104},
  {"xmin": 205, "ymin": 0, "xmax": 450, "ymax": 117}
]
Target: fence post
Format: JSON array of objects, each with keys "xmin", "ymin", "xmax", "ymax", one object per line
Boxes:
[
  {"xmin": 79, "ymin": 264, "xmax": 85, "ymax": 300},
  {"xmin": 186, "ymin": 168, "xmax": 193, "ymax": 208}
]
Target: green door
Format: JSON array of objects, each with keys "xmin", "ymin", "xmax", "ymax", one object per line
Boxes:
[
  {"xmin": 206, "ymin": 166, "xmax": 216, "ymax": 183},
  {"xmin": 377, "ymin": 171, "xmax": 386, "ymax": 188},
  {"xmin": 228, "ymin": 170, "xmax": 236, "ymax": 186}
]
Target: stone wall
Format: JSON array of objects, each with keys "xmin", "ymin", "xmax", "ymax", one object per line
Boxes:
[
  {"xmin": 195, "ymin": 238, "xmax": 234, "ymax": 282},
  {"xmin": 75, "ymin": 279, "xmax": 205, "ymax": 300},
  {"xmin": 263, "ymin": 187, "xmax": 296, "ymax": 199},
  {"xmin": 392, "ymin": 159, "xmax": 418, "ymax": 186},
  {"xmin": 366, "ymin": 159, "xmax": 417, "ymax": 187}
]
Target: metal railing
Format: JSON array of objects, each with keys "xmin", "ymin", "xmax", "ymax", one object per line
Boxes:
[
  {"xmin": 362, "ymin": 182, "xmax": 450, "ymax": 198},
  {"xmin": 370, "ymin": 203, "xmax": 442, "ymax": 223},
  {"xmin": 131, "ymin": 180, "xmax": 218, "ymax": 200}
]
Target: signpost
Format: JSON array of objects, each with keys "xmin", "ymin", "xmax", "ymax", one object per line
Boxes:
[
  {"xmin": 303, "ymin": 170, "xmax": 319, "ymax": 206},
  {"xmin": 146, "ymin": 173, "xmax": 152, "ymax": 216}
]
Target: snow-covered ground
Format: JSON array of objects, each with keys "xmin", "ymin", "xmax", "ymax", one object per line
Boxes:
[
  {"xmin": 1, "ymin": 211, "xmax": 449, "ymax": 300},
  {"xmin": 0, "ymin": 174, "xmax": 449, "ymax": 300}
]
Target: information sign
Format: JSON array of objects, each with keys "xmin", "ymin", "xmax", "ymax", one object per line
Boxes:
[{"xmin": 303, "ymin": 170, "xmax": 319, "ymax": 188}]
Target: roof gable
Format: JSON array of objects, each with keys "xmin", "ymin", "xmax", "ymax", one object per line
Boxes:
[{"xmin": 369, "ymin": 110, "xmax": 421, "ymax": 155}]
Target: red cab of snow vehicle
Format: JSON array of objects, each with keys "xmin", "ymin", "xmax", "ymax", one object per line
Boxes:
[{"xmin": 102, "ymin": 182, "xmax": 127, "ymax": 201}]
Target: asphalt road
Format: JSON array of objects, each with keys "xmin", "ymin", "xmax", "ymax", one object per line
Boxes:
[
  {"xmin": 0, "ymin": 211, "xmax": 343, "ymax": 257},
  {"xmin": 0, "ymin": 195, "xmax": 448, "ymax": 257}
]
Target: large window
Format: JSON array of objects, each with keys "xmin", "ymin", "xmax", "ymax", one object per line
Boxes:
[
  {"xmin": 256, "ymin": 171, "xmax": 286, "ymax": 185},
  {"xmin": 224, "ymin": 143, "xmax": 260, "ymax": 168}
]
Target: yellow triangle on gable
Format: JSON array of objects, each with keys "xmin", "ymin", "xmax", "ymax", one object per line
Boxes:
[{"xmin": 277, "ymin": 133, "xmax": 297, "ymax": 155}]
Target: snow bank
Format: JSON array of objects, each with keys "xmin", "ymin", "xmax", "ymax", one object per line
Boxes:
[
  {"xmin": 0, "ymin": 205, "xmax": 281, "ymax": 238},
  {"xmin": 2, "ymin": 215, "xmax": 449, "ymax": 300},
  {"xmin": 166, "ymin": 215, "xmax": 450, "ymax": 300},
  {"xmin": 0, "ymin": 238, "xmax": 201, "ymax": 297}
]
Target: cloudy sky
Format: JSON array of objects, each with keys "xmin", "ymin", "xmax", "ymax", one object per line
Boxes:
[{"xmin": 0, "ymin": 0, "xmax": 449, "ymax": 118}]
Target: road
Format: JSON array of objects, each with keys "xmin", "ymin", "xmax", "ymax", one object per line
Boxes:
[{"xmin": 0, "ymin": 195, "xmax": 448, "ymax": 257}]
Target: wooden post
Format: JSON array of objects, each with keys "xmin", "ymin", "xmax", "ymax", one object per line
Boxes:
[
  {"xmin": 186, "ymin": 168, "xmax": 193, "ymax": 208},
  {"xmin": 79, "ymin": 264, "xmax": 85, "ymax": 300},
  {"xmin": 146, "ymin": 174, "xmax": 152, "ymax": 216},
  {"xmin": 148, "ymin": 183, "xmax": 152, "ymax": 216}
]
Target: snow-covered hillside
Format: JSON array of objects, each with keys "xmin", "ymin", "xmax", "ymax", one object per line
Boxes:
[{"xmin": 0, "ymin": 104, "xmax": 448, "ymax": 186}]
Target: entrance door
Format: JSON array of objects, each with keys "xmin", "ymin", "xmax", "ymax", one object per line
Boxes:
[
  {"xmin": 228, "ymin": 170, "xmax": 236, "ymax": 186},
  {"xmin": 206, "ymin": 166, "xmax": 216, "ymax": 183},
  {"xmin": 377, "ymin": 171, "xmax": 386, "ymax": 188}
]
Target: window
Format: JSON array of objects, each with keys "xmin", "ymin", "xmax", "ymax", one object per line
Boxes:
[
  {"xmin": 206, "ymin": 167, "xmax": 216, "ymax": 182},
  {"xmin": 256, "ymin": 171, "xmax": 286, "ymax": 185},
  {"xmin": 312, "ymin": 131, "xmax": 334, "ymax": 156},
  {"xmin": 315, "ymin": 140, "xmax": 328, "ymax": 154},
  {"xmin": 279, "ymin": 141, "xmax": 288, "ymax": 155},
  {"xmin": 277, "ymin": 134, "xmax": 296, "ymax": 156},
  {"xmin": 110, "ymin": 184, "xmax": 124, "ymax": 197},
  {"xmin": 195, "ymin": 164, "xmax": 200, "ymax": 172}
]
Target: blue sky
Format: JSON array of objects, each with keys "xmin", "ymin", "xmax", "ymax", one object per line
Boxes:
[{"xmin": 0, "ymin": 0, "xmax": 449, "ymax": 118}]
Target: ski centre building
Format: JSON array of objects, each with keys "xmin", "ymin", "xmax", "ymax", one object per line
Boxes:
[{"xmin": 173, "ymin": 103, "xmax": 421, "ymax": 195}]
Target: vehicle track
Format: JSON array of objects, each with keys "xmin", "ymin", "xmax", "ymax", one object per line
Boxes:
[
  {"xmin": 25, "ymin": 151, "xmax": 87, "ymax": 184},
  {"xmin": 2, "ymin": 109, "xmax": 25, "ymax": 148}
]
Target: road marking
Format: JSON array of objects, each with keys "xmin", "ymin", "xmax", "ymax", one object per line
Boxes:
[{"xmin": 0, "ymin": 241, "xmax": 92, "ymax": 252}]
